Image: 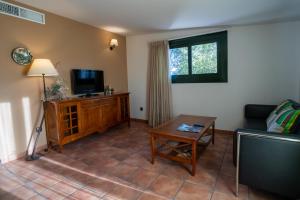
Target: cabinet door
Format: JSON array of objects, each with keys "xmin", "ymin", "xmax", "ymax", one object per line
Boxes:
[
  {"xmin": 118, "ymin": 95, "xmax": 130, "ymax": 122},
  {"xmin": 59, "ymin": 103, "xmax": 80, "ymax": 144},
  {"xmin": 101, "ymin": 103, "xmax": 118, "ymax": 129},
  {"xmin": 81, "ymin": 106, "xmax": 101, "ymax": 134}
]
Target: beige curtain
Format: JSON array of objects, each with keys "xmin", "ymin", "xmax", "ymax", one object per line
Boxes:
[{"xmin": 148, "ymin": 41, "xmax": 172, "ymax": 127}]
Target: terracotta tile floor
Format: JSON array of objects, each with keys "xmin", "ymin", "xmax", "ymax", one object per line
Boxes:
[{"xmin": 0, "ymin": 121, "xmax": 287, "ymax": 200}]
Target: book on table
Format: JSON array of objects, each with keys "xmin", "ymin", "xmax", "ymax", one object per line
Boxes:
[{"xmin": 177, "ymin": 123, "xmax": 203, "ymax": 133}]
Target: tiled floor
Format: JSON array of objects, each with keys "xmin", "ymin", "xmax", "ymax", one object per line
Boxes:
[{"xmin": 0, "ymin": 121, "xmax": 286, "ymax": 200}]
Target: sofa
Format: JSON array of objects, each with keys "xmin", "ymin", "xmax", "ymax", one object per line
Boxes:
[{"xmin": 233, "ymin": 102, "xmax": 300, "ymax": 199}]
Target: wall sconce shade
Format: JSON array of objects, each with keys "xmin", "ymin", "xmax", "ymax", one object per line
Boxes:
[
  {"xmin": 27, "ymin": 59, "xmax": 58, "ymax": 77},
  {"xmin": 110, "ymin": 39, "xmax": 118, "ymax": 50}
]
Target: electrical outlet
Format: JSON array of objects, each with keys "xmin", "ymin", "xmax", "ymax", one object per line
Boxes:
[{"xmin": 140, "ymin": 107, "xmax": 143, "ymax": 111}]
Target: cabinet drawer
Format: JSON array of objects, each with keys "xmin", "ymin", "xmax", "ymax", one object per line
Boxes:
[
  {"xmin": 101, "ymin": 97, "xmax": 117, "ymax": 105},
  {"xmin": 80, "ymin": 99, "xmax": 102, "ymax": 108},
  {"xmin": 80, "ymin": 97, "xmax": 117, "ymax": 108}
]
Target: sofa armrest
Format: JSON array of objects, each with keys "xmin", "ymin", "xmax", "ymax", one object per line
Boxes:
[
  {"xmin": 233, "ymin": 128, "xmax": 300, "ymax": 166},
  {"xmin": 244, "ymin": 104, "xmax": 276, "ymax": 119},
  {"xmin": 236, "ymin": 128, "xmax": 300, "ymax": 140},
  {"xmin": 234, "ymin": 129, "xmax": 300, "ymax": 199}
]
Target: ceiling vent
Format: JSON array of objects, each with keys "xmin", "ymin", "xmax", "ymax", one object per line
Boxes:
[{"xmin": 0, "ymin": 0, "xmax": 45, "ymax": 24}]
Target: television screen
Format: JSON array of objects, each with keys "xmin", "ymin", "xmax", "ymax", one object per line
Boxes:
[{"xmin": 71, "ymin": 69, "xmax": 104, "ymax": 95}]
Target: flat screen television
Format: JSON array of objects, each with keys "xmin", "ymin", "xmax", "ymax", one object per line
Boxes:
[{"xmin": 71, "ymin": 69, "xmax": 104, "ymax": 95}]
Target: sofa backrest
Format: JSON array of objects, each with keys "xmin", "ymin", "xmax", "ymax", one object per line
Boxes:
[
  {"xmin": 294, "ymin": 124, "xmax": 300, "ymax": 135},
  {"xmin": 245, "ymin": 104, "xmax": 276, "ymax": 119},
  {"xmin": 291, "ymin": 100, "xmax": 300, "ymax": 109}
]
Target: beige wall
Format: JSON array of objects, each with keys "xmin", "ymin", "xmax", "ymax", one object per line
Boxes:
[{"xmin": 0, "ymin": 1, "xmax": 127, "ymax": 162}]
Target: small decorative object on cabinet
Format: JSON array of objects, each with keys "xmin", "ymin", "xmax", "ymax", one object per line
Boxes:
[
  {"xmin": 46, "ymin": 77, "xmax": 70, "ymax": 100},
  {"xmin": 104, "ymin": 85, "xmax": 114, "ymax": 95},
  {"xmin": 44, "ymin": 93, "xmax": 130, "ymax": 152}
]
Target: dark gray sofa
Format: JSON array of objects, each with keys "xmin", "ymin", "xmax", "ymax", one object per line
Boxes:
[{"xmin": 233, "ymin": 103, "xmax": 300, "ymax": 199}]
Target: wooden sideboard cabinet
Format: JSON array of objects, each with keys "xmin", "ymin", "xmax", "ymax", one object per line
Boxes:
[{"xmin": 44, "ymin": 92, "xmax": 130, "ymax": 151}]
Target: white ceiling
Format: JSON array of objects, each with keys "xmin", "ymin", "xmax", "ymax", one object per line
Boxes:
[{"xmin": 15, "ymin": 0, "xmax": 300, "ymax": 35}]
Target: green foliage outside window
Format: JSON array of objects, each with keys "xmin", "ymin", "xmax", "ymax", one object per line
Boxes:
[
  {"xmin": 192, "ymin": 42, "xmax": 217, "ymax": 74},
  {"xmin": 169, "ymin": 47, "xmax": 188, "ymax": 75}
]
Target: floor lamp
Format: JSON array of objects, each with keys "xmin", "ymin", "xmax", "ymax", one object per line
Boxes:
[{"xmin": 26, "ymin": 59, "xmax": 58, "ymax": 161}]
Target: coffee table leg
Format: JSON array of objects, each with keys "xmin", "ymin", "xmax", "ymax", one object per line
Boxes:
[
  {"xmin": 191, "ymin": 141, "xmax": 197, "ymax": 176},
  {"xmin": 150, "ymin": 134, "xmax": 156, "ymax": 164},
  {"xmin": 212, "ymin": 122, "xmax": 215, "ymax": 145}
]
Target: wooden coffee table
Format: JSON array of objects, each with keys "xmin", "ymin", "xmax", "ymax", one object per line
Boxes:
[{"xmin": 149, "ymin": 115, "xmax": 216, "ymax": 176}]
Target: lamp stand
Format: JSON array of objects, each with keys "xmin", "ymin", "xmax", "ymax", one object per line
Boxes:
[
  {"xmin": 26, "ymin": 116, "xmax": 45, "ymax": 161},
  {"xmin": 26, "ymin": 74, "xmax": 47, "ymax": 161},
  {"xmin": 42, "ymin": 74, "xmax": 47, "ymax": 101}
]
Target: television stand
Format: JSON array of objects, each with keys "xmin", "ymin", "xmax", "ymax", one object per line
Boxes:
[{"xmin": 44, "ymin": 93, "xmax": 130, "ymax": 152}]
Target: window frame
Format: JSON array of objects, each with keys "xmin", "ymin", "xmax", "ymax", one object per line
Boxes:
[{"xmin": 169, "ymin": 31, "xmax": 228, "ymax": 83}]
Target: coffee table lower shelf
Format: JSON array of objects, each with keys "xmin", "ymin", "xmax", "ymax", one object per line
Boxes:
[{"xmin": 150, "ymin": 130, "xmax": 214, "ymax": 176}]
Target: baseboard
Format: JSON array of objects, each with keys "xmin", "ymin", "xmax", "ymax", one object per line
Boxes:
[
  {"xmin": 131, "ymin": 118, "xmax": 148, "ymax": 123},
  {"xmin": 215, "ymin": 129, "xmax": 234, "ymax": 135}
]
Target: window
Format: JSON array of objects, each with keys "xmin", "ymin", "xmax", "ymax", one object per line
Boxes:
[{"xmin": 169, "ymin": 31, "xmax": 228, "ymax": 83}]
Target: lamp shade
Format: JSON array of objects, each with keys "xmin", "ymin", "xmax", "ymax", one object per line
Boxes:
[{"xmin": 27, "ymin": 59, "xmax": 58, "ymax": 77}]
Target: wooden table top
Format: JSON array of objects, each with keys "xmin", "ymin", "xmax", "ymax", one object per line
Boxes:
[{"xmin": 150, "ymin": 115, "xmax": 216, "ymax": 142}]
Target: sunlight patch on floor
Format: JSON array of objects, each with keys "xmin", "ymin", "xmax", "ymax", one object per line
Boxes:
[{"xmin": 41, "ymin": 156, "xmax": 167, "ymax": 199}]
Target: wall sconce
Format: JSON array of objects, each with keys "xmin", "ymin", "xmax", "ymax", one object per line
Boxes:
[{"xmin": 110, "ymin": 39, "xmax": 118, "ymax": 50}]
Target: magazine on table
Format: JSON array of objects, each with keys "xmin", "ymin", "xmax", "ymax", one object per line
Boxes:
[{"xmin": 177, "ymin": 123, "xmax": 204, "ymax": 133}]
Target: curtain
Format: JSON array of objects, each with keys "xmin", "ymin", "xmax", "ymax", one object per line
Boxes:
[{"xmin": 148, "ymin": 41, "xmax": 172, "ymax": 127}]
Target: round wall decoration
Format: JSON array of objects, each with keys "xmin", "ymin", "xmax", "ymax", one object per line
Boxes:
[{"xmin": 11, "ymin": 47, "xmax": 33, "ymax": 66}]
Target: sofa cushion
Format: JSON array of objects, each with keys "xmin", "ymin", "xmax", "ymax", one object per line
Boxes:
[
  {"xmin": 288, "ymin": 110, "xmax": 300, "ymax": 134},
  {"xmin": 266, "ymin": 100, "xmax": 294, "ymax": 127},
  {"xmin": 289, "ymin": 100, "xmax": 300, "ymax": 134},
  {"xmin": 243, "ymin": 119, "xmax": 267, "ymax": 131},
  {"xmin": 267, "ymin": 108, "xmax": 300, "ymax": 134}
]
